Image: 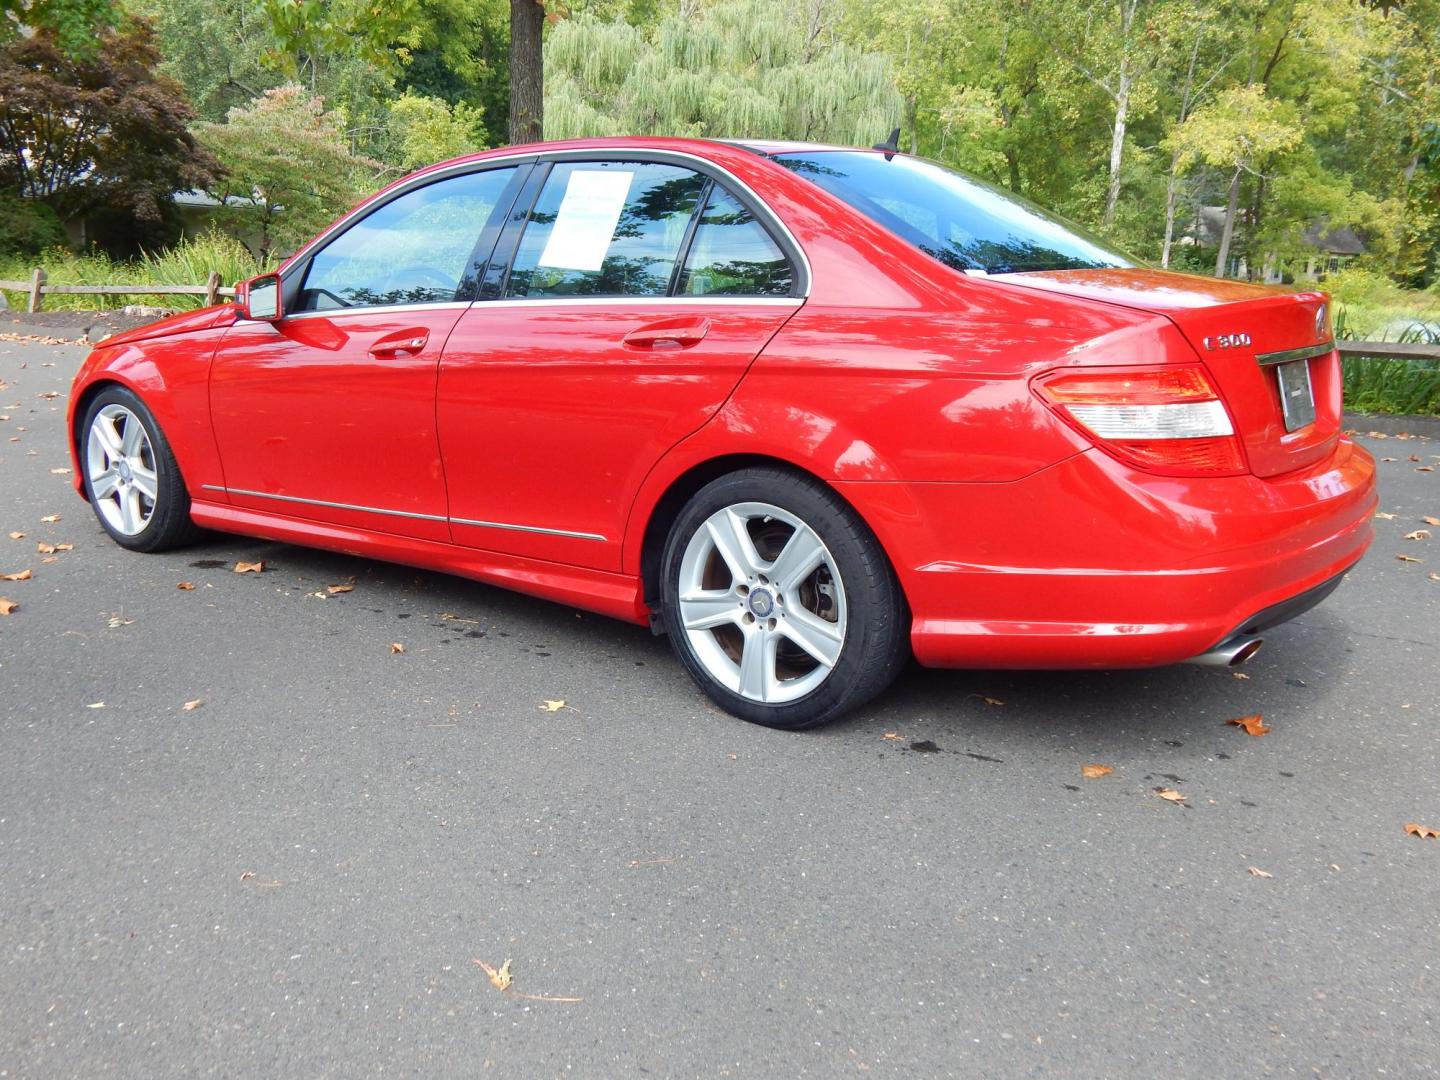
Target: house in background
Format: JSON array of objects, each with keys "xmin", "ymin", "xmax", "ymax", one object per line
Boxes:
[{"xmin": 1188, "ymin": 206, "xmax": 1367, "ymax": 282}]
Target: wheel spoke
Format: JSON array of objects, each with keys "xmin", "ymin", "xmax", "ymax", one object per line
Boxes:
[
  {"xmin": 736, "ymin": 627, "xmax": 776, "ymax": 702},
  {"xmin": 94, "ymin": 417, "xmax": 123, "ymax": 457},
  {"xmin": 130, "ymin": 464, "xmax": 158, "ymax": 501},
  {"xmin": 705, "ymin": 509, "xmax": 762, "ymax": 584},
  {"xmin": 767, "ymin": 524, "xmax": 826, "ymax": 593},
  {"xmin": 679, "ymin": 589, "xmax": 741, "ymax": 631},
  {"xmin": 91, "ymin": 468, "xmax": 120, "ymax": 499},
  {"xmin": 118, "ymin": 488, "xmax": 143, "ymax": 533},
  {"xmin": 120, "ymin": 415, "xmax": 145, "ymax": 456},
  {"xmin": 780, "ymin": 604, "xmax": 844, "ymax": 669}
]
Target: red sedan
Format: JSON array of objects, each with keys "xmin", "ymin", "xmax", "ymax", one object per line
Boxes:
[{"xmin": 67, "ymin": 137, "xmax": 1376, "ymax": 728}]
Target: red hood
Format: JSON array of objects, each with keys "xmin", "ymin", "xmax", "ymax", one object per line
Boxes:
[{"xmin": 96, "ymin": 304, "xmax": 239, "ymax": 348}]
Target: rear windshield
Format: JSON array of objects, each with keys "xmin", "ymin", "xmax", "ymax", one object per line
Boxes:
[{"xmin": 775, "ymin": 151, "xmax": 1135, "ymax": 275}]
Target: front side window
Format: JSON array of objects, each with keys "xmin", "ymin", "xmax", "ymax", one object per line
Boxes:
[
  {"xmin": 296, "ymin": 167, "xmax": 518, "ymax": 312},
  {"xmin": 678, "ymin": 187, "xmax": 792, "ymax": 297},
  {"xmin": 506, "ymin": 162, "xmax": 707, "ymax": 298},
  {"xmin": 776, "ymin": 152, "xmax": 1134, "ymax": 275}
]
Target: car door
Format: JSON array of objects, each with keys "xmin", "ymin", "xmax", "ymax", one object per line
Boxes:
[
  {"xmin": 208, "ymin": 164, "xmax": 526, "ymax": 541},
  {"xmin": 437, "ymin": 157, "xmax": 806, "ymax": 571}
]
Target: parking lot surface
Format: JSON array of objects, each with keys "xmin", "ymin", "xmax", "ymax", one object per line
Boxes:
[{"xmin": 2, "ymin": 332, "xmax": 1438, "ymax": 1078}]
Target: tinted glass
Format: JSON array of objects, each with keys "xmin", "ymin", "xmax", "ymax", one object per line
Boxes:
[
  {"xmin": 776, "ymin": 152, "xmax": 1134, "ymax": 274},
  {"xmin": 678, "ymin": 187, "xmax": 792, "ymax": 297},
  {"xmin": 507, "ymin": 162, "xmax": 706, "ymax": 298},
  {"xmin": 297, "ymin": 167, "xmax": 517, "ymax": 312}
]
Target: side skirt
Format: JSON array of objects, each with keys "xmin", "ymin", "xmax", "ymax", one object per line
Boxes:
[{"xmin": 188, "ymin": 500, "xmax": 649, "ymax": 624}]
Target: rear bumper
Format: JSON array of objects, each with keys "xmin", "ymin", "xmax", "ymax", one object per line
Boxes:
[{"xmin": 837, "ymin": 438, "xmax": 1376, "ymax": 669}]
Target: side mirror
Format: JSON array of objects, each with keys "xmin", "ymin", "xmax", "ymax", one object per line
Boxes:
[{"xmin": 239, "ymin": 273, "xmax": 282, "ymax": 322}]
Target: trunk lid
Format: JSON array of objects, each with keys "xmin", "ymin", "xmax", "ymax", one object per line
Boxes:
[{"xmin": 1002, "ymin": 269, "xmax": 1340, "ymax": 478}]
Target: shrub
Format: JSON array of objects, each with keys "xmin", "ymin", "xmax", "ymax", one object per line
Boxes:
[{"xmin": 0, "ymin": 195, "xmax": 66, "ymax": 255}]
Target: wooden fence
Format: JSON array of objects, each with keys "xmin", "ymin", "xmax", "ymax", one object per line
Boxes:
[{"xmin": 0, "ymin": 268, "xmax": 235, "ymax": 312}]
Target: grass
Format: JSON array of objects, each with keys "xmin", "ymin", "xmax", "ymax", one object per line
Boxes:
[
  {"xmin": 1334, "ymin": 304, "xmax": 1440, "ymax": 418},
  {"xmin": 0, "ymin": 230, "xmax": 263, "ymax": 313}
]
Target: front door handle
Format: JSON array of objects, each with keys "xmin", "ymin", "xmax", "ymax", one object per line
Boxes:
[
  {"xmin": 622, "ymin": 318, "xmax": 710, "ymax": 350},
  {"xmin": 369, "ymin": 329, "xmax": 429, "ymax": 358}
]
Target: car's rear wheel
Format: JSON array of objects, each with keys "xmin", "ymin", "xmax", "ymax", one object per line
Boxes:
[
  {"xmin": 81, "ymin": 387, "xmax": 200, "ymax": 552},
  {"xmin": 659, "ymin": 467, "xmax": 908, "ymax": 729}
]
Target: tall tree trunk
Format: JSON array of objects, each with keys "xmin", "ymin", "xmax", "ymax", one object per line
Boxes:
[
  {"xmin": 1160, "ymin": 149, "xmax": 1181, "ymax": 268},
  {"xmin": 1214, "ymin": 166, "xmax": 1242, "ymax": 278},
  {"xmin": 508, "ymin": 0, "xmax": 544, "ymax": 145},
  {"xmin": 1102, "ymin": 72, "xmax": 1130, "ymax": 228}
]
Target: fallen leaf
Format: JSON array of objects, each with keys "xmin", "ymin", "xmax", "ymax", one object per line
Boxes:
[
  {"xmin": 36, "ymin": 542, "xmax": 72, "ymax": 553},
  {"xmin": 0, "ymin": 597, "xmax": 17, "ymax": 615},
  {"xmin": 39, "ymin": 513, "xmax": 60, "ymax": 523},
  {"xmin": 86, "ymin": 701, "xmax": 104, "ymax": 709},
  {"xmin": 982, "ymin": 696, "xmax": 1005, "ymax": 706},
  {"xmin": 239, "ymin": 870, "xmax": 255, "ymax": 881},
  {"xmin": 882, "ymin": 731, "xmax": 906, "ymax": 741},
  {"xmin": 1423, "ymin": 516, "xmax": 1440, "ymax": 527},
  {"xmin": 1081, "ymin": 763, "xmax": 1114, "ymax": 779},
  {"xmin": 176, "ymin": 581, "xmax": 196, "ymax": 590},
  {"xmin": 1232, "ymin": 671, "xmax": 1250, "ymax": 680},
  {"xmin": 1419, "ymin": 466, "xmax": 1436, "ymax": 473},
  {"xmin": 1430, "ymin": 573, "xmax": 1440, "ymax": 582},
  {"xmin": 475, "ymin": 958, "xmax": 513, "ymax": 991},
  {"xmin": 1226, "ymin": 713, "xmax": 1271, "ymax": 736},
  {"xmin": 1396, "ymin": 554, "xmax": 1422, "ymax": 563},
  {"xmin": 233, "ymin": 560, "xmax": 265, "ymax": 573},
  {"xmin": 1381, "ymin": 456, "xmax": 1398, "ymax": 462},
  {"xmin": 1247, "ymin": 866, "xmax": 1274, "ymax": 878},
  {"xmin": 1154, "ymin": 787, "xmax": 1187, "ymax": 803},
  {"xmin": 8, "ymin": 531, "xmax": 23, "ymax": 540},
  {"xmin": 1374, "ymin": 512, "xmax": 1396, "ymax": 520},
  {"xmin": 182, "ymin": 698, "xmax": 204, "ymax": 711},
  {"xmin": 1404, "ymin": 530, "xmax": 1432, "ymax": 541},
  {"xmin": 326, "ymin": 581, "xmax": 355, "ymax": 595},
  {"xmin": 38, "ymin": 390, "xmax": 59, "ymax": 400},
  {"xmin": 1, "ymin": 568, "xmax": 32, "ymax": 581},
  {"xmin": 106, "ymin": 614, "xmax": 133, "ymax": 628},
  {"xmin": 540, "ymin": 699, "xmax": 573, "ymax": 712},
  {"xmin": 1411, "ymin": 454, "xmax": 1423, "ymax": 462},
  {"xmin": 390, "ymin": 642, "xmax": 405, "ymax": 654},
  {"xmin": 49, "ymin": 467, "xmax": 71, "ymax": 475},
  {"xmin": 1403, "ymin": 823, "xmax": 1440, "ymax": 839}
]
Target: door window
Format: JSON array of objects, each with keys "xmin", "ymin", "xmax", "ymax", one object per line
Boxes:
[
  {"xmin": 506, "ymin": 162, "xmax": 707, "ymax": 298},
  {"xmin": 296, "ymin": 167, "xmax": 518, "ymax": 312},
  {"xmin": 677, "ymin": 186, "xmax": 793, "ymax": 297}
]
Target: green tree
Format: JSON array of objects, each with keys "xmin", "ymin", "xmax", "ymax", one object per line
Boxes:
[
  {"xmin": 0, "ymin": 0, "xmax": 119, "ymax": 56},
  {"xmin": 194, "ymin": 85, "xmax": 380, "ymax": 259},
  {"xmin": 381, "ymin": 92, "xmax": 487, "ymax": 171}
]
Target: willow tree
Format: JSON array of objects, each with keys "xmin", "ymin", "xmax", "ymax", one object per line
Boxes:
[{"xmin": 543, "ymin": 0, "xmax": 901, "ymax": 145}]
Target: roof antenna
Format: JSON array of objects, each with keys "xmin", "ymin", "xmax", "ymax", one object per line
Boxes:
[{"xmin": 872, "ymin": 126, "xmax": 901, "ymax": 160}]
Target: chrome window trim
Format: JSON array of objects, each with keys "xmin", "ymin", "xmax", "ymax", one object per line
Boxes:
[
  {"xmin": 1255, "ymin": 341, "xmax": 1335, "ymax": 367},
  {"xmin": 200, "ymin": 484, "xmax": 607, "ymax": 542},
  {"xmin": 279, "ymin": 147, "xmax": 812, "ymax": 301},
  {"xmin": 281, "ymin": 301, "xmax": 473, "ymax": 324},
  {"xmin": 279, "ymin": 296, "xmax": 799, "ymax": 323}
]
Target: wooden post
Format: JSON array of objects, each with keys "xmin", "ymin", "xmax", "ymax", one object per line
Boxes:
[
  {"xmin": 205, "ymin": 271, "xmax": 221, "ymax": 306},
  {"xmin": 27, "ymin": 268, "xmax": 45, "ymax": 314}
]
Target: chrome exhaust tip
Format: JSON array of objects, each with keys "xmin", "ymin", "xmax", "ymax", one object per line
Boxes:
[{"xmin": 1187, "ymin": 634, "xmax": 1264, "ymax": 668}]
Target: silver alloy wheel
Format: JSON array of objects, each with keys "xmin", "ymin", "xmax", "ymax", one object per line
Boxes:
[
  {"xmin": 676, "ymin": 501, "xmax": 847, "ymax": 704},
  {"xmin": 86, "ymin": 403, "xmax": 158, "ymax": 536}
]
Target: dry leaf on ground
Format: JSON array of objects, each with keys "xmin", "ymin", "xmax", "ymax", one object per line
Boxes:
[
  {"xmin": 1424, "ymin": 516, "xmax": 1440, "ymax": 527},
  {"xmin": 86, "ymin": 701, "xmax": 104, "ymax": 709},
  {"xmin": 9, "ymin": 531, "xmax": 24, "ymax": 540},
  {"xmin": 1232, "ymin": 671, "xmax": 1250, "ymax": 680},
  {"xmin": 1403, "ymin": 823, "xmax": 1440, "ymax": 839},
  {"xmin": 39, "ymin": 514, "xmax": 60, "ymax": 523},
  {"xmin": 1226, "ymin": 713, "xmax": 1271, "ymax": 736},
  {"xmin": 474, "ymin": 958, "xmax": 513, "ymax": 991},
  {"xmin": 1154, "ymin": 787, "xmax": 1187, "ymax": 803},
  {"xmin": 233, "ymin": 560, "xmax": 265, "ymax": 573},
  {"xmin": 1247, "ymin": 866, "xmax": 1274, "ymax": 878},
  {"xmin": 36, "ymin": 542, "xmax": 72, "ymax": 553},
  {"xmin": 882, "ymin": 731, "xmax": 906, "ymax": 741},
  {"xmin": 1, "ymin": 568, "xmax": 31, "ymax": 581},
  {"xmin": 1375, "ymin": 512, "xmax": 1396, "ymax": 520},
  {"xmin": 0, "ymin": 597, "xmax": 17, "ymax": 615},
  {"xmin": 182, "ymin": 698, "xmax": 204, "ymax": 711},
  {"xmin": 390, "ymin": 642, "xmax": 405, "ymax": 654},
  {"xmin": 176, "ymin": 581, "xmax": 196, "ymax": 590},
  {"xmin": 1081, "ymin": 763, "xmax": 1114, "ymax": 779},
  {"xmin": 1396, "ymin": 554, "xmax": 1422, "ymax": 562},
  {"xmin": 327, "ymin": 581, "xmax": 355, "ymax": 595},
  {"xmin": 540, "ymin": 699, "xmax": 574, "ymax": 712},
  {"xmin": 1404, "ymin": 530, "xmax": 1432, "ymax": 541},
  {"xmin": 49, "ymin": 467, "xmax": 70, "ymax": 475}
]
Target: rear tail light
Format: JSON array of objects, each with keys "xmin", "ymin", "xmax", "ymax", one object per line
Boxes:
[{"xmin": 1035, "ymin": 366, "xmax": 1247, "ymax": 476}]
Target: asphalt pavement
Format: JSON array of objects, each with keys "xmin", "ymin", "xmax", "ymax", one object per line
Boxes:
[{"xmin": 2, "ymin": 331, "xmax": 1438, "ymax": 1079}]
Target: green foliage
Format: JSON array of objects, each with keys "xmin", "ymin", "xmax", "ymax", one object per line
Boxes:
[
  {"xmin": 0, "ymin": 228, "xmax": 263, "ymax": 311},
  {"xmin": 193, "ymin": 85, "xmax": 382, "ymax": 260},
  {"xmin": 381, "ymin": 93, "xmax": 487, "ymax": 172},
  {"xmin": 0, "ymin": 195, "xmax": 65, "ymax": 255},
  {"xmin": 544, "ymin": 2, "xmax": 902, "ymax": 144},
  {"xmin": 0, "ymin": 0, "xmax": 119, "ymax": 56}
]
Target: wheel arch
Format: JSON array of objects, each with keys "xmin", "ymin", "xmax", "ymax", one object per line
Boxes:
[{"xmin": 68, "ymin": 377, "xmax": 137, "ymax": 501}]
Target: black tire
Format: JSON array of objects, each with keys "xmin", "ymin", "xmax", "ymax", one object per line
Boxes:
[
  {"xmin": 78, "ymin": 386, "xmax": 201, "ymax": 553},
  {"xmin": 659, "ymin": 467, "xmax": 908, "ymax": 729}
]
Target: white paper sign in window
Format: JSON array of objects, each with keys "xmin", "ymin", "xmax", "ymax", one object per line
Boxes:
[{"xmin": 537, "ymin": 169, "xmax": 634, "ymax": 272}]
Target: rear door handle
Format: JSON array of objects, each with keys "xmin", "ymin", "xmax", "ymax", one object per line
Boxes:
[
  {"xmin": 622, "ymin": 318, "xmax": 710, "ymax": 350},
  {"xmin": 369, "ymin": 329, "xmax": 429, "ymax": 358}
]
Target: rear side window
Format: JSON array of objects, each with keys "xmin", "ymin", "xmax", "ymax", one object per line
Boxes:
[
  {"xmin": 776, "ymin": 152, "xmax": 1133, "ymax": 275},
  {"xmin": 678, "ymin": 187, "xmax": 792, "ymax": 297},
  {"xmin": 507, "ymin": 162, "xmax": 707, "ymax": 298},
  {"xmin": 297, "ymin": 167, "xmax": 517, "ymax": 312}
]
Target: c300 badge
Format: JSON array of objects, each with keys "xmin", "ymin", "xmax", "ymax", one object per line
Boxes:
[{"xmin": 1202, "ymin": 332, "xmax": 1252, "ymax": 350}]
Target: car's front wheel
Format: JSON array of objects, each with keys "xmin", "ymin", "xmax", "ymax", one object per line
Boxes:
[
  {"xmin": 659, "ymin": 468, "xmax": 908, "ymax": 729},
  {"xmin": 80, "ymin": 387, "xmax": 200, "ymax": 552}
]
